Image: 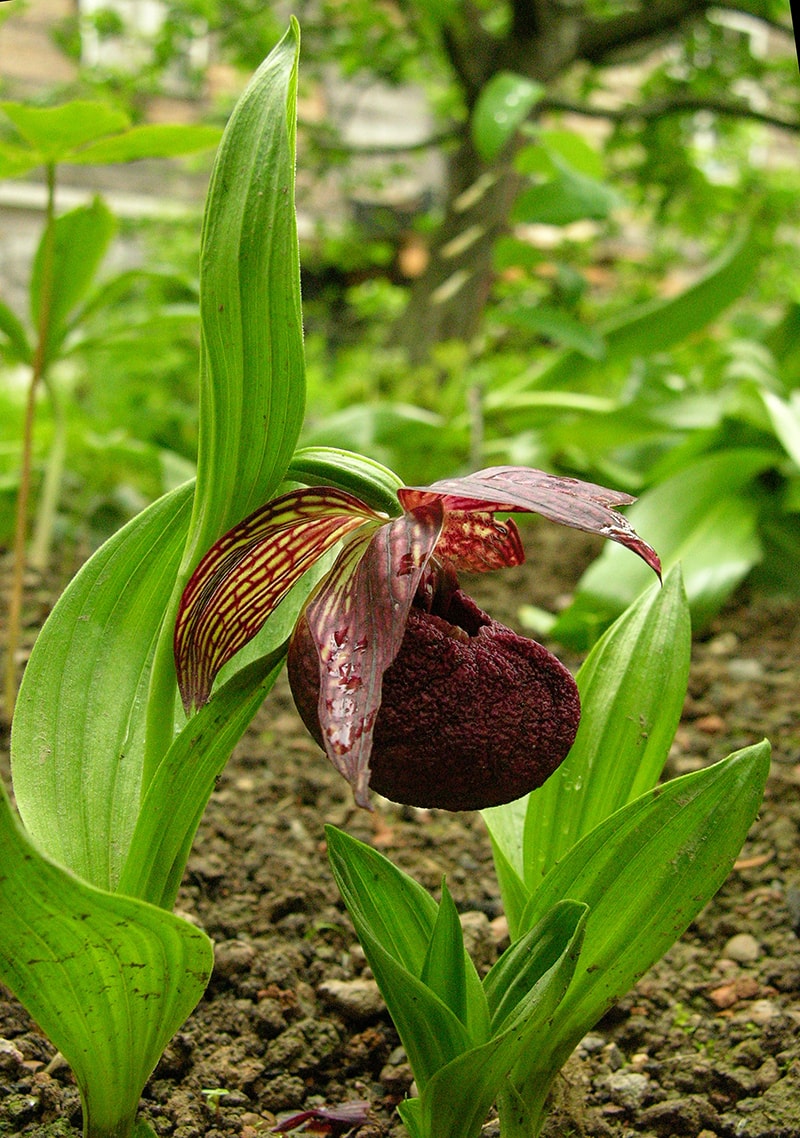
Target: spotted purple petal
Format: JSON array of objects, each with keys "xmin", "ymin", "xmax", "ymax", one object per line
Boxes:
[
  {"xmin": 399, "ymin": 465, "xmax": 662, "ymax": 578},
  {"xmin": 289, "ymin": 501, "xmax": 444, "ymax": 806}
]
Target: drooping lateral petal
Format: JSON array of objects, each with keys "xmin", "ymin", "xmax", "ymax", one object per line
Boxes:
[
  {"xmin": 435, "ymin": 510, "xmax": 525, "ymax": 572},
  {"xmin": 296, "ymin": 502, "xmax": 444, "ymax": 807},
  {"xmin": 399, "ymin": 465, "xmax": 662, "ymax": 577},
  {"xmin": 174, "ymin": 488, "xmax": 382, "ymax": 712}
]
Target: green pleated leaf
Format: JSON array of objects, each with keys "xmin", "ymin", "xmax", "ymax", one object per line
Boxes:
[
  {"xmin": 551, "ymin": 449, "xmax": 771, "ymax": 647},
  {"xmin": 119, "ymin": 647, "xmax": 287, "ymax": 910},
  {"xmin": 485, "ymin": 567, "xmax": 691, "ymax": 924},
  {"xmin": 0, "ymin": 783, "xmax": 212, "ymax": 1138},
  {"xmin": 509, "ymin": 743, "xmax": 769, "ymax": 1122},
  {"xmin": 326, "ymin": 827, "xmax": 489, "ymax": 1080},
  {"xmin": 183, "ymin": 18, "xmax": 305, "ymax": 573},
  {"xmin": 10, "ymin": 483, "xmax": 194, "ymax": 890},
  {"xmin": 420, "ymin": 881, "xmax": 469, "ymax": 1029},
  {"xmin": 472, "ymin": 72, "xmax": 543, "ymax": 162},
  {"xmin": 401, "ymin": 902, "xmax": 586, "ymax": 1138},
  {"xmin": 513, "ymin": 226, "xmax": 759, "ymax": 395},
  {"xmin": 30, "ymin": 198, "xmax": 117, "ymax": 365}
]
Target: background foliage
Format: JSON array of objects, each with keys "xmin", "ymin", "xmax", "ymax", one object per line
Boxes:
[{"xmin": 0, "ymin": 0, "xmax": 798, "ymax": 639}]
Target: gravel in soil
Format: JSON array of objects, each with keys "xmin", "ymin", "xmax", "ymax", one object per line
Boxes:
[{"xmin": 1, "ymin": 521, "xmax": 799, "ymax": 1138}]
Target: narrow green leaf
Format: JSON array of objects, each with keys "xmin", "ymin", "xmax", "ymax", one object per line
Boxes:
[
  {"xmin": 511, "ymin": 743, "xmax": 769, "ymax": 1119},
  {"xmin": 0, "ymin": 782, "xmax": 212, "ymax": 1138},
  {"xmin": 0, "ymin": 100, "xmax": 130, "ymax": 160},
  {"xmin": 119, "ymin": 647, "xmax": 288, "ymax": 909},
  {"xmin": 286, "ymin": 446, "xmax": 404, "ymax": 516},
  {"xmin": 11, "ymin": 483, "xmax": 194, "ymax": 890},
  {"xmin": 498, "ymin": 303, "xmax": 606, "ymax": 358},
  {"xmin": 472, "ymin": 72, "xmax": 544, "ymax": 162},
  {"xmin": 760, "ymin": 389, "xmax": 800, "ymax": 466},
  {"xmin": 69, "ymin": 123, "xmax": 222, "ymax": 164},
  {"xmin": 0, "ymin": 297, "xmax": 32, "ymax": 364},
  {"xmin": 30, "ymin": 198, "xmax": 117, "ymax": 364},
  {"xmin": 551, "ymin": 449, "xmax": 771, "ymax": 645},
  {"xmin": 326, "ymin": 827, "xmax": 487, "ymax": 1082},
  {"xmin": 420, "ymin": 881, "xmax": 469, "ymax": 1029},
  {"xmin": 485, "ymin": 567, "xmax": 691, "ymax": 916},
  {"xmin": 410, "ymin": 902, "xmax": 586, "ymax": 1138},
  {"xmin": 183, "ymin": 19, "xmax": 305, "ymax": 572}
]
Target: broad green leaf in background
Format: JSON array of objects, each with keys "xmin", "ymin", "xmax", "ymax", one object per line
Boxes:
[
  {"xmin": 760, "ymin": 389, "xmax": 800, "ymax": 466},
  {"xmin": 512, "ymin": 160, "xmax": 618, "ymax": 227},
  {"xmin": 0, "ymin": 100, "xmax": 129, "ymax": 168},
  {"xmin": 551, "ymin": 449, "xmax": 773, "ymax": 647},
  {"xmin": 30, "ymin": 198, "xmax": 117, "ymax": 365},
  {"xmin": 472, "ymin": 72, "xmax": 544, "ymax": 162},
  {"xmin": 496, "ymin": 303, "xmax": 606, "ymax": 358},
  {"xmin": 0, "ymin": 783, "xmax": 213, "ymax": 1138},
  {"xmin": 0, "ymin": 100, "xmax": 219, "ymax": 178},
  {"xmin": 70, "ymin": 123, "xmax": 222, "ymax": 164},
  {"xmin": 508, "ymin": 743, "xmax": 770, "ymax": 1127},
  {"xmin": 10, "ymin": 483, "xmax": 194, "ymax": 890},
  {"xmin": 485, "ymin": 567, "xmax": 691, "ymax": 934},
  {"xmin": 506, "ymin": 226, "xmax": 759, "ymax": 396}
]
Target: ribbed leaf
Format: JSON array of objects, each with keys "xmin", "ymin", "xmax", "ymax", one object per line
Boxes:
[
  {"xmin": 0, "ymin": 783, "xmax": 212, "ymax": 1138},
  {"xmin": 182, "ymin": 19, "xmax": 305, "ymax": 573},
  {"xmin": 119, "ymin": 648, "xmax": 288, "ymax": 909},
  {"xmin": 10, "ymin": 483, "xmax": 194, "ymax": 889},
  {"xmin": 400, "ymin": 902, "xmax": 586, "ymax": 1138},
  {"xmin": 510, "ymin": 743, "xmax": 769, "ymax": 1122},
  {"xmin": 326, "ymin": 827, "xmax": 489, "ymax": 1073},
  {"xmin": 420, "ymin": 881, "xmax": 470, "ymax": 1029},
  {"xmin": 485, "ymin": 567, "xmax": 690, "ymax": 924}
]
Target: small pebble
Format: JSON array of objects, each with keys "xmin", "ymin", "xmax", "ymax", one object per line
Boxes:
[
  {"xmin": 742, "ymin": 998, "xmax": 779, "ymax": 1025},
  {"xmin": 602, "ymin": 1042, "xmax": 624, "ymax": 1071},
  {"xmin": 317, "ymin": 978, "xmax": 385, "ymax": 1022},
  {"xmin": 723, "ymin": 933, "xmax": 761, "ymax": 963},
  {"xmin": 579, "ymin": 1033, "xmax": 606, "ymax": 1053},
  {"xmin": 605, "ymin": 1070, "xmax": 650, "ymax": 1110},
  {"xmin": 214, "ymin": 939, "xmax": 257, "ymax": 977},
  {"xmin": 727, "ymin": 658, "xmax": 765, "ymax": 681}
]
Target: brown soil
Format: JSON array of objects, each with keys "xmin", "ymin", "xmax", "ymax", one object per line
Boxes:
[{"xmin": 1, "ymin": 522, "xmax": 799, "ymax": 1138}]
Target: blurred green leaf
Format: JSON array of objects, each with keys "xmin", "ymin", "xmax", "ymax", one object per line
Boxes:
[
  {"xmin": 30, "ymin": 198, "xmax": 117, "ymax": 364},
  {"xmin": 498, "ymin": 303, "xmax": 606, "ymax": 358},
  {"xmin": 0, "ymin": 100, "xmax": 129, "ymax": 163},
  {"xmin": 472, "ymin": 72, "xmax": 543, "ymax": 162},
  {"xmin": 513, "ymin": 164, "xmax": 618, "ymax": 226},
  {"xmin": 70, "ymin": 123, "xmax": 222, "ymax": 164},
  {"xmin": 0, "ymin": 298, "xmax": 32, "ymax": 364},
  {"xmin": 551, "ymin": 449, "xmax": 772, "ymax": 646}
]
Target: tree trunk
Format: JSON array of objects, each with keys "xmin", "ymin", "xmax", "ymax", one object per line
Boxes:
[{"xmin": 388, "ymin": 131, "xmax": 521, "ymax": 364}]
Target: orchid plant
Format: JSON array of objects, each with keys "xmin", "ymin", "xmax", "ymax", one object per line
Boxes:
[{"xmin": 0, "ymin": 20, "xmax": 769, "ymax": 1138}]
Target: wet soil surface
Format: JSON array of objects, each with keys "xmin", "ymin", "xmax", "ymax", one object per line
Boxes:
[{"xmin": 1, "ymin": 523, "xmax": 799, "ymax": 1138}]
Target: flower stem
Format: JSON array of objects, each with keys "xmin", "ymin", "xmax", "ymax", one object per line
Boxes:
[{"xmin": 3, "ymin": 163, "xmax": 56, "ymax": 722}]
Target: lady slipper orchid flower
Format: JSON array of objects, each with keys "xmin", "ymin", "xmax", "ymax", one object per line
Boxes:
[{"xmin": 174, "ymin": 466, "xmax": 660, "ymax": 811}]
